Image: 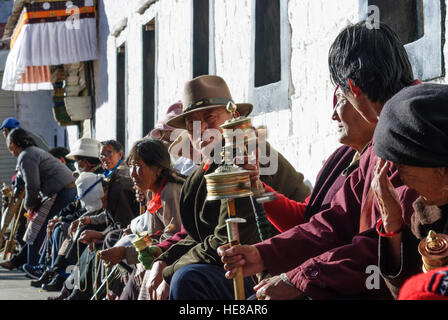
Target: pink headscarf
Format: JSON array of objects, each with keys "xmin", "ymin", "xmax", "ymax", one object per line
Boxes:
[{"xmin": 150, "ymin": 101, "xmax": 183, "ymax": 139}]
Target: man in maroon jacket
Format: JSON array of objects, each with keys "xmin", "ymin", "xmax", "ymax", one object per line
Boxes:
[{"xmin": 218, "ymin": 21, "xmax": 420, "ymax": 300}]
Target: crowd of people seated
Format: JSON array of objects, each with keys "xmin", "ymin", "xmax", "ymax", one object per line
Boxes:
[{"xmin": 0, "ymin": 20, "xmax": 447, "ymax": 301}]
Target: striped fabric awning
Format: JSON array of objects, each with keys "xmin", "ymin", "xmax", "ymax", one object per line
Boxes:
[{"xmin": 2, "ymin": 0, "xmax": 97, "ymax": 91}]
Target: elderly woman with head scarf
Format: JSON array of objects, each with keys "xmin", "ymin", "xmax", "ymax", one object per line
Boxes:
[
  {"xmin": 372, "ymin": 83, "xmax": 448, "ymax": 299},
  {"xmin": 98, "ymin": 138, "xmax": 184, "ymax": 299},
  {"xmin": 0, "ymin": 128, "xmax": 76, "ymax": 279}
]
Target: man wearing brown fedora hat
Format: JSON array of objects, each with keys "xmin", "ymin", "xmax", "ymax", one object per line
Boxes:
[{"xmin": 144, "ymin": 75, "xmax": 310, "ymax": 300}]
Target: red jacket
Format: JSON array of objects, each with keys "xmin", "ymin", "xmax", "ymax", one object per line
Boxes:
[{"xmin": 255, "ymin": 143, "xmax": 419, "ymax": 299}]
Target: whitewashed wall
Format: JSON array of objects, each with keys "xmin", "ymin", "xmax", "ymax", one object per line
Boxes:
[
  {"xmin": 213, "ymin": 0, "xmax": 360, "ymax": 184},
  {"xmin": 80, "ymin": 0, "xmax": 447, "ymax": 186}
]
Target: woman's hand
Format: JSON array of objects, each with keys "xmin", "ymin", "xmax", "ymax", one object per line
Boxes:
[
  {"xmin": 371, "ymin": 158, "xmax": 404, "ymax": 233},
  {"xmin": 99, "ymin": 246, "xmax": 126, "ymax": 268},
  {"xmin": 254, "ymin": 275, "xmax": 303, "ymax": 300}
]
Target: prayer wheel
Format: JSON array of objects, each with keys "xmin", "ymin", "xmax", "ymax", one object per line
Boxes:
[
  {"xmin": 418, "ymin": 230, "xmax": 448, "ymax": 273},
  {"xmin": 131, "ymin": 230, "xmax": 164, "ymax": 270},
  {"xmin": 204, "ymin": 101, "xmax": 254, "ymax": 201},
  {"xmin": 131, "ymin": 231, "xmax": 154, "ymax": 252},
  {"xmin": 204, "ymin": 102, "xmax": 256, "ymax": 300}
]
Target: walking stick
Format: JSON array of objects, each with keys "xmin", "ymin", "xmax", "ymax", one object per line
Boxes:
[
  {"xmin": 225, "ymin": 215, "xmax": 247, "ymax": 300},
  {"xmin": 0, "ymin": 189, "xmax": 24, "ymax": 252},
  {"xmin": 90, "ymin": 261, "xmax": 133, "ymax": 300}
]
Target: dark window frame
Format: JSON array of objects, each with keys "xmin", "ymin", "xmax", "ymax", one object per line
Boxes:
[
  {"xmin": 359, "ymin": 0, "xmax": 444, "ymax": 81},
  {"xmin": 249, "ymin": 0, "xmax": 290, "ymax": 115},
  {"xmin": 142, "ymin": 20, "xmax": 156, "ymax": 137},
  {"xmin": 192, "ymin": 0, "xmax": 210, "ymax": 78},
  {"xmin": 116, "ymin": 43, "xmax": 127, "ymax": 151}
]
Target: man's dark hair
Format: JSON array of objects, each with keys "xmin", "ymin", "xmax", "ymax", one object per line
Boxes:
[
  {"xmin": 100, "ymin": 140, "xmax": 123, "ymax": 153},
  {"xmin": 100, "ymin": 139, "xmax": 124, "ymax": 160},
  {"xmin": 49, "ymin": 147, "xmax": 70, "ymax": 159},
  {"xmin": 7, "ymin": 128, "xmax": 36, "ymax": 148},
  {"xmin": 328, "ymin": 21, "xmax": 415, "ymax": 103}
]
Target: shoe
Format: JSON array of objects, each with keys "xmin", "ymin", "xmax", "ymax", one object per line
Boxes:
[
  {"xmin": 30, "ymin": 270, "xmax": 55, "ymax": 288},
  {"xmin": 22, "ymin": 264, "xmax": 44, "ymax": 280},
  {"xmin": 47, "ymin": 286, "xmax": 72, "ymax": 300},
  {"xmin": 42, "ymin": 274, "xmax": 65, "ymax": 292},
  {"xmin": 66, "ymin": 288, "xmax": 90, "ymax": 300},
  {"xmin": 0, "ymin": 260, "xmax": 17, "ymax": 270}
]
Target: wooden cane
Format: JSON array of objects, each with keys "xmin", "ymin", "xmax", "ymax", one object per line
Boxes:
[
  {"xmin": 226, "ymin": 199, "xmax": 246, "ymax": 300},
  {"xmin": 2, "ymin": 197, "xmax": 24, "ymax": 259}
]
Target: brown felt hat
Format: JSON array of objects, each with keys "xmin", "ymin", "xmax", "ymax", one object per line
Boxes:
[{"xmin": 166, "ymin": 75, "xmax": 253, "ymax": 129}]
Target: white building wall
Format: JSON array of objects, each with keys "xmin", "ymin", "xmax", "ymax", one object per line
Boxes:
[
  {"xmin": 212, "ymin": 0, "xmax": 359, "ymax": 184},
  {"xmin": 86, "ymin": 0, "xmax": 446, "ymax": 185}
]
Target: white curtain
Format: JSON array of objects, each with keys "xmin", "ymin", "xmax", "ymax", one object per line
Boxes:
[{"xmin": 2, "ymin": 17, "xmax": 97, "ymax": 91}]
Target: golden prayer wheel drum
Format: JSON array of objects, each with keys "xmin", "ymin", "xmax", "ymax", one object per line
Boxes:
[
  {"xmin": 418, "ymin": 230, "xmax": 448, "ymax": 273},
  {"xmin": 204, "ymin": 166, "xmax": 253, "ymax": 201},
  {"xmin": 131, "ymin": 231, "xmax": 153, "ymax": 252}
]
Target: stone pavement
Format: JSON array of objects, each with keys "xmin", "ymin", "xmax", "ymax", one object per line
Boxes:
[{"xmin": 0, "ymin": 262, "xmax": 58, "ymax": 300}]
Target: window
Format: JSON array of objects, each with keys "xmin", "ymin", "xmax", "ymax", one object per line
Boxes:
[
  {"xmin": 360, "ymin": 0, "xmax": 443, "ymax": 80},
  {"xmin": 192, "ymin": 0, "xmax": 210, "ymax": 77},
  {"xmin": 249, "ymin": 0, "xmax": 289, "ymax": 115},
  {"xmin": 142, "ymin": 20, "xmax": 156, "ymax": 137},
  {"xmin": 116, "ymin": 43, "xmax": 127, "ymax": 151},
  {"xmin": 254, "ymin": 0, "xmax": 281, "ymax": 87},
  {"xmin": 368, "ymin": 0, "xmax": 424, "ymax": 45}
]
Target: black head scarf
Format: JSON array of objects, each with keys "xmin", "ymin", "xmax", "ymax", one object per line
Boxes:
[{"xmin": 374, "ymin": 83, "xmax": 448, "ymax": 167}]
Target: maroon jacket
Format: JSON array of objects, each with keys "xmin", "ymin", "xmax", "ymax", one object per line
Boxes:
[
  {"xmin": 254, "ymin": 143, "xmax": 419, "ymax": 299},
  {"xmin": 263, "ymin": 145, "xmax": 357, "ymax": 232},
  {"xmin": 156, "ymin": 225, "xmax": 187, "ymax": 252}
]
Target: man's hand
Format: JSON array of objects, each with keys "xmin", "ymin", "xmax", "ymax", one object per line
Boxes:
[
  {"xmin": 134, "ymin": 264, "xmax": 146, "ymax": 288},
  {"xmin": 155, "ymin": 280, "xmax": 170, "ymax": 300},
  {"xmin": 145, "ymin": 260, "xmax": 167, "ymax": 300},
  {"xmin": 234, "ymin": 152, "xmax": 264, "ymax": 193},
  {"xmin": 68, "ymin": 219, "xmax": 81, "ymax": 237},
  {"xmin": 99, "ymin": 246, "xmax": 126, "ymax": 268},
  {"xmin": 79, "ymin": 216, "xmax": 91, "ymax": 225},
  {"xmin": 217, "ymin": 243, "xmax": 265, "ymax": 278},
  {"xmin": 254, "ymin": 275, "xmax": 303, "ymax": 300},
  {"xmin": 79, "ymin": 229, "xmax": 103, "ymax": 246},
  {"xmin": 122, "ymin": 227, "xmax": 132, "ymax": 236},
  {"xmin": 46, "ymin": 217, "xmax": 59, "ymax": 235}
]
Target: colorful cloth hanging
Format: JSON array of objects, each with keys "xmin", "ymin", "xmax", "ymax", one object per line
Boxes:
[{"xmin": 2, "ymin": 0, "xmax": 98, "ymax": 91}]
